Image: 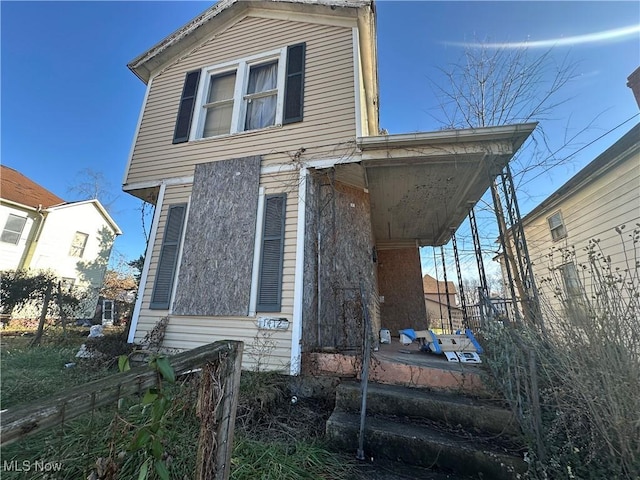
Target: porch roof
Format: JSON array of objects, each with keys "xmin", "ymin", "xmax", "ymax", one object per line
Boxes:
[{"xmin": 352, "ymin": 123, "xmax": 537, "ymax": 248}]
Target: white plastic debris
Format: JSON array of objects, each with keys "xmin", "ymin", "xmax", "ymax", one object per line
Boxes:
[{"xmin": 88, "ymin": 325, "xmax": 104, "ymax": 338}]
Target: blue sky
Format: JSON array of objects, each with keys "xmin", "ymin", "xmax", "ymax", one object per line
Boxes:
[{"xmin": 2, "ymin": 1, "xmax": 639, "ymax": 276}]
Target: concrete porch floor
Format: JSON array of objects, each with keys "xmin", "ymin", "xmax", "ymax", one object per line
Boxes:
[{"xmin": 303, "ymin": 337, "xmax": 490, "ymax": 396}]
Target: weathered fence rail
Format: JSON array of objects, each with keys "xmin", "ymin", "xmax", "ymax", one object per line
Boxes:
[{"xmin": 1, "ymin": 340, "xmax": 243, "ymax": 480}]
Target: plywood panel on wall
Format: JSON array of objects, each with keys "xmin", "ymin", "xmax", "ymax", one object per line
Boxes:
[{"xmin": 173, "ymin": 157, "xmax": 261, "ymax": 316}]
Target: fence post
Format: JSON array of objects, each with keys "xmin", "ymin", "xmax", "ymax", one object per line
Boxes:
[{"xmin": 196, "ymin": 341, "xmax": 244, "ymax": 480}]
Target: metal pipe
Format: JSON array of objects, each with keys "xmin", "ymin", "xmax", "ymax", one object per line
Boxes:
[
  {"xmin": 356, "ymin": 281, "xmax": 372, "ymax": 461},
  {"xmin": 440, "ymin": 246, "xmax": 454, "ymax": 333}
]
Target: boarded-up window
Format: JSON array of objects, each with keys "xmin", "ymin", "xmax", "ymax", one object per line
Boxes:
[
  {"xmin": 150, "ymin": 204, "xmax": 186, "ymax": 309},
  {"xmin": 257, "ymin": 194, "xmax": 286, "ymax": 312},
  {"xmin": 283, "ymin": 43, "xmax": 306, "ymax": 124},
  {"xmin": 172, "ymin": 157, "xmax": 261, "ymax": 316},
  {"xmin": 173, "ymin": 70, "xmax": 201, "ymax": 144}
]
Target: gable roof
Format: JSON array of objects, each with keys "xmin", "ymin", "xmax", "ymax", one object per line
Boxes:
[
  {"xmin": 0, "ymin": 165, "xmax": 65, "ymax": 209},
  {"xmin": 422, "ymin": 274, "xmax": 457, "ymax": 296},
  {"xmin": 128, "ymin": 0, "xmax": 373, "ymax": 83},
  {"xmin": 521, "ymin": 122, "xmax": 640, "ymax": 226},
  {"xmin": 49, "ymin": 200, "xmax": 123, "ymax": 236}
]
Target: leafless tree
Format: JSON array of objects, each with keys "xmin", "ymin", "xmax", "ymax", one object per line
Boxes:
[
  {"xmin": 428, "ymin": 41, "xmax": 591, "ymax": 326},
  {"xmin": 67, "ymin": 168, "xmax": 119, "ymax": 212}
]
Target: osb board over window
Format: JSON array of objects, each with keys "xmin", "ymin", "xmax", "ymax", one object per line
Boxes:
[
  {"xmin": 376, "ymin": 247, "xmax": 428, "ymax": 334},
  {"xmin": 302, "ymin": 172, "xmax": 378, "ymax": 351},
  {"xmin": 173, "ymin": 156, "xmax": 260, "ymax": 316}
]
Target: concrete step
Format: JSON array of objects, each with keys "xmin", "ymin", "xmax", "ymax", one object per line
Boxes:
[
  {"xmin": 326, "ymin": 411, "xmax": 526, "ymax": 480},
  {"xmin": 303, "ymin": 350, "xmax": 489, "ymax": 396},
  {"xmin": 335, "ymin": 381, "xmax": 521, "ymax": 439}
]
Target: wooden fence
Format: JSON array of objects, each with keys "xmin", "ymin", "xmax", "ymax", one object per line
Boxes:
[{"xmin": 1, "ymin": 340, "xmax": 243, "ymax": 480}]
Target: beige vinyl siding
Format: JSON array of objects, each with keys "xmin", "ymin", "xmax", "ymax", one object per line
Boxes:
[
  {"xmin": 126, "ymin": 15, "xmax": 357, "ymax": 185},
  {"xmin": 522, "ymin": 153, "xmax": 640, "ymax": 311},
  {"xmin": 132, "ymin": 184, "xmax": 192, "ymax": 342},
  {"xmin": 134, "ymin": 173, "xmax": 300, "ymax": 372}
]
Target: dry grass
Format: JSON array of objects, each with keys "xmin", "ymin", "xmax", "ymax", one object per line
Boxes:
[{"xmin": 484, "ymin": 227, "xmax": 640, "ymax": 479}]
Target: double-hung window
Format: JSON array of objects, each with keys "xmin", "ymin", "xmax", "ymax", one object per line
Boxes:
[
  {"xmin": 202, "ymin": 70, "xmax": 237, "ymax": 137},
  {"xmin": 173, "ymin": 44, "xmax": 305, "ymax": 143},
  {"xmin": 559, "ymin": 262, "xmax": 581, "ymax": 298},
  {"xmin": 1, "ymin": 214, "xmax": 27, "ymax": 244},
  {"xmin": 547, "ymin": 211, "xmax": 567, "ymax": 241},
  {"xmin": 69, "ymin": 232, "xmax": 89, "ymax": 258}
]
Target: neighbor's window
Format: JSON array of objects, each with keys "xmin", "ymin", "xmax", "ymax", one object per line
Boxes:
[
  {"xmin": 548, "ymin": 211, "xmax": 567, "ymax": 241},
  {"xmin": 102, "ymin": 299, "xmax": 114, "ymax": 323},
  {"xmin": 61, "ymin": 278, "xmax": 75, "ymax": 291},
  {"xmin": 173, "ymin": 44, "xmax": 305, "ymax": 143},
  {"xmin": 559, "ymin": 262, "xmax": 581, "ymax": 298},
  {"xmin": 1, "ymin": 214, "xmax": 27, "ymax": 244},
  {"xmin": 69, "ymin": 232, "xmax": 89, "ymax": 257}
]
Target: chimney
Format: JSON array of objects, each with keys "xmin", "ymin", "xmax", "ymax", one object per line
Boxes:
[{"xmin": 627, "ymin": 66, "xmax": 640, "ymax": 109}]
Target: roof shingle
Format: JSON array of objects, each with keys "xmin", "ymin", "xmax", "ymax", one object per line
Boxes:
[{"xmin": 0, "ymin": 165, "xmax": 65, "ymax": 209}]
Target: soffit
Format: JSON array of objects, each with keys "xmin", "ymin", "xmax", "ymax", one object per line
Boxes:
[{"xmin": 358, "ymin": 123, "xmax": 536, "ymax": 248}]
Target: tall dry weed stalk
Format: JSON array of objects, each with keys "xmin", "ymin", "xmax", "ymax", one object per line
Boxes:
[{"xmin": 484, "ymin": 225, "xmax": 640, "ymax": 479}]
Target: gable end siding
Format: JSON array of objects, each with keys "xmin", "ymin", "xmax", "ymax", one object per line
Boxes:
[{"xmin": 126, "ymin": 16, "xmax": 355, "ymax": 185}]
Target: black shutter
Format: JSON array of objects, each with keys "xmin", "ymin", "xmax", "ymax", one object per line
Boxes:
[
  {"xmin": 173, "ymin": 70, "xmax": 201, "ymax": 144},
  {"xmin": 257, "ymin": 194, "xmax": 286, "ymax": 311},
  {"xmin": 283, "ymin": 43, "xmax": 305, "ymax": 125},
  {"xmin": 150, "ymin": 204, "xmax": 187, "ymax": 309}
]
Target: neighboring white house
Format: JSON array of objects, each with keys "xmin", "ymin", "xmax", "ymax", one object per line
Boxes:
[
  {"xmin": 501, "ymin": 123, "xmax": 640, "ymax": 317},
  {"xmin": 0, "ymin": 165, "xmax": 122, "ymax": 318}
]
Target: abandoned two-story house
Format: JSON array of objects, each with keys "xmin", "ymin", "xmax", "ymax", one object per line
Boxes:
[{"xmin": 123, "ymin": 0, "xmax": 535, "ymax": 373}]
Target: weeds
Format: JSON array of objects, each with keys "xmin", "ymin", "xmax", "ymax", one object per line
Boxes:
[
  {"xmin": 231, "ymin": 437, "xmax": 356, "ymax": 480},
  {"xmin": 484, "ymin": 226, "xmax": 640, "ymax": 479},
  {"xmin": 1, "ymin": 341, "xmax": 352, "ymax": 480}
]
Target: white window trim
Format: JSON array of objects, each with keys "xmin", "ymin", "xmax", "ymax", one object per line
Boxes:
[
  {"xmin": 102, "ymin": 299, "xmax": 114, "ymax": 322},
  {"xmin": 190, "ymin": 47, "xmax": 287, "ymax": 141},
  {"xmin": 168, "ymin": 196, "xmax": 191, "ymax": 315},
  {"xmin": 547, "ymin": 211, "xmax": 567, "ymax": 242},
  {"xmin": 69, "ymin": 231, "xmax": 89, "ymax": 258},
  {"xmin": 249, "ymin": 187, "xmax": 266, "ymax": 317},
  {"xmin": 1, "ymin": 214, "xmax": 27, "ymax": 245}
]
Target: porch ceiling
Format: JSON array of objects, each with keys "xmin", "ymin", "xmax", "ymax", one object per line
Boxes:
[{"xmin": 357, "ymin": 123, "xmax": 537, "ymax": 248}]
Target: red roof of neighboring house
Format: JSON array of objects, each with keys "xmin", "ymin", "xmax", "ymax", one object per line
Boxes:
[
  {"xmin": 422, "ymin": 274, "xmax": 457, "ymax": 295},
  {"xmin": 0, "ymin": 165, "xmax": 65, "ymax": 209}
]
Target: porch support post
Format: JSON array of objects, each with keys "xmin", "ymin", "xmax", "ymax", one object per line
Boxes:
[
  {"xmin": 440, "ymin": 246, "xmax": 454, "ymax": 333},
  {"xmin": 450, "ymin": 230, "xmax": 469, "ymax": 328},
  {"xmin": 290, "ymin": 167, "xmax": 308, "ymax": 375}
]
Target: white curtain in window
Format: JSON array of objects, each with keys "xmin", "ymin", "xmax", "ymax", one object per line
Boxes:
[{"xmin": 245, "ymin": 62, "xmax": 277, "ymax": 130}]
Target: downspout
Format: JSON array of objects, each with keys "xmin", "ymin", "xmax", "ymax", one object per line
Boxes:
[{"xmin": 20, "ymin": 204, "xmax": 46, "ymax": 270}]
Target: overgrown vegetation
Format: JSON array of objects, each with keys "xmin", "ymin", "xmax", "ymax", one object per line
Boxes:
[
  {"xmin": 483, "ymin": 227, "xmax": 640, "ymax": 479},
  {"xmin": 0, "ymin": 333, "xmax": 357, "ymax": 479},
  {"xmin": 0, "ymin": 270, "xmax": 83, "ymax": 321}
]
